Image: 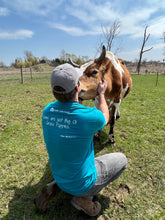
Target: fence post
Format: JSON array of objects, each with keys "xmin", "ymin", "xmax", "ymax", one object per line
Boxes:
[
  {"xmin": 30, "ymin": 67, "xmax": 32, "ymax": 80},
  {"xmin": 20, "ymin": 66, "xmax": 23, "ymax": 84},
  {"xmin": 156, "ymin": 72, "xmax": 159, "ymax": 86}
]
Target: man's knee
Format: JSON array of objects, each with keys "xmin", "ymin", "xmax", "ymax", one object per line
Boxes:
[
  {"xmin": 119, "ymin": 153, "xmax": 127, "ymax": 169},
  {"xmin": 105, "ymin": 152, "xmax": 127, "ymax": 171},
  {"xmin": 96, "ymin": 152, "xmax": 127, "ymax": 172}
]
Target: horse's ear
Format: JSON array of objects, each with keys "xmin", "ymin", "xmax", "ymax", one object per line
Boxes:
[{"xmin": 97, "ymin": 45, "xmax": 106, "ymax": 62}]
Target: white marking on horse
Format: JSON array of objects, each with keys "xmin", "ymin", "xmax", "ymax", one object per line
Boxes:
[
  {"xmin": 113, "ymin": 101, "xmax": 121, "ymax": 119},
  {"xmin": 122, "ymin": 83, "xmax": 129, "ymax": 98},
  {"xmin": 109, "ymin": 133, "xmax": 114, "ymax": 139},
  {"xmin": 102, "ymin": 98, "xmax": 121, "ymax": 120},
  {"xmin": 106, "ymin": 51, "xmax": 124, "ymax": 77}
]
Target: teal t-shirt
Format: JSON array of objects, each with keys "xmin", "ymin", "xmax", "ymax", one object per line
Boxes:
[{"xmin": 42, "ymin": 101, "xmax": 106, "ymax": 196}]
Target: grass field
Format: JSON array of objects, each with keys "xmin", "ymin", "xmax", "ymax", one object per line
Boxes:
[{"xmin": 0, "ymin": 72, "xmax": 165, "ymax": 219}]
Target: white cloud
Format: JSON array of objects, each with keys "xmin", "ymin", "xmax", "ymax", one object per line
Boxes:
[
  {"xmin": 2, "ymin": 0, "xmax": 64, "ymax": 16},
  {"xmin": 0, "ymin": 30, "xmax": 34, "ymax": 40},
  {"xmin": 119, "ymin": 42, "xmax": 164, "ymax": 61},
  {"xmin": 49, "ymin": 23, "xmax": 98, "ymax": 36},
  {"xmin": 145, "ymin": 0, "xmax": 165, "ymax": 9},
  {"xmin": 0, "ymin": 7, "xmax": 9, "ymax": 16},
  {"xmin": 119, "ymin": 7, "xmax": 157, "ymax": 38},
  {"xmin": 152, "ymin": 42, "xmax": 164, "ymax": 50},
  {"xmin": 65, "ymin": 1, "xmax": 164, "ymax": 40},
  {"xmin": 2, "ymin": 0, "xmax": 165, "ymax": 40},
  {"xmin": 66, "ymin": 1, "xmax": 117, "ymax": 25},
  {"xmin": 148, "ymin": 17, "xmax": 165, "ymax": 38}
]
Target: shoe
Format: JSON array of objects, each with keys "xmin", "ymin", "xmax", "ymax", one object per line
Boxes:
[
  {"xmin": 71, "ymin": 196, "xmax": 101, "ymax": 216},
  {"xmin": 34, "ymin": 181, "xmax": 60, "ymax": 213}
]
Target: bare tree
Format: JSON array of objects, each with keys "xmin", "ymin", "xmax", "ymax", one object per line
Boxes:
[
  {"xmin": 163, "ymin": 32, "xmax": 165, "ymax": 60},
  {"xmin": 136, "ymin": 26, "xmax": 153, "ymax": 74},
  {"xmin": 97, "ymin": 19, "xmax": 121, "ymax": 54},
  {"xmin": 24, "ymin": 50, "xmax": 33, "ymax": 62}
]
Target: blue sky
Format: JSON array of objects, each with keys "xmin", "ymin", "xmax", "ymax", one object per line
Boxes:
[{"xmin": 0, "ymin": 0, "xmax": 165, "ymax": 66}]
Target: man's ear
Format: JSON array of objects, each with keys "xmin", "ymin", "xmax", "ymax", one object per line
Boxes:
[{"xmin": 75, "ymin": 85, "xmax": 79, "ymax": 92}]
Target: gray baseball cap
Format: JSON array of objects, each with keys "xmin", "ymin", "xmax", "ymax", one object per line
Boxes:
[{"xmin": 51, "ymin": 63, "xmax": 83, "ymax": 93}]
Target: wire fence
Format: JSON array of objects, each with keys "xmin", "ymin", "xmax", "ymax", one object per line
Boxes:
[{"xmin": 0, "ymin": 68, "xmax": 51, "ymax": 84}]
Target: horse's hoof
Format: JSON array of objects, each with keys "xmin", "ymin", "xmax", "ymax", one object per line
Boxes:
[
  {"xmin": 108, "ymin": 134, "xmax": 115, "ymax": 146},
  {"xmin": 110, "ymin": 141, "xmax": 115, "ymax": 147},
  {"xmin": 108, "ymin": 139, "xmax": 115, "ymax": 147}
]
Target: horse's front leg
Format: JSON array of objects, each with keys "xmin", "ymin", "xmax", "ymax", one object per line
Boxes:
[
  {"xmin": 108, "ymin": 98, "xmax": 121, "ymax": 146},
  {"xmin": 109, "ymin": 114, "xmax": 115, "ymax": 146}
]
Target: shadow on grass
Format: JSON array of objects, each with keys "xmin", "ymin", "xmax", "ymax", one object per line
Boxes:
[
  {"xmin": 3, "ymin": 133, "xmax": 111, "ymax": 220},
  {"xmin": 94, "ymin": 130, "xmax": 112, "ymax": 154}
]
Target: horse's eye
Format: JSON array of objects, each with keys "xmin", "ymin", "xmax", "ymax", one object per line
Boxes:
[{"xmin": 92, "ymin": 70, "xmax": 98, "ymax": 75}]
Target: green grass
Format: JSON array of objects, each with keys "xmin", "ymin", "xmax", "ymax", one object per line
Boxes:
[{"xmin": 0, "ymin": 73, "xmax": 165, "ymax": 220}]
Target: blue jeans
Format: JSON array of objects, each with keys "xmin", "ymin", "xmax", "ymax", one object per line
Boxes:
[{"xmin": 81, "ymin": 153, "xmax": 127, "ymax": 200}]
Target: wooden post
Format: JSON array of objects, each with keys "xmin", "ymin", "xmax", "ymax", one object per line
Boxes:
[
  {"xmin": 20, "ymin": 66, "xmax": 23, "ymax": 84},
  {"xmin": 30, "ymin": 67, "xmax": 32, "ymax": 80},
  {"xmin": 156, "ymin": 72, "xmax": 159, "ymax": 86}
]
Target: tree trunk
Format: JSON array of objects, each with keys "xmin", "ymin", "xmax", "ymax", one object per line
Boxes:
[{"xmin": 136, "ymin": 26, "xmax": 153, "ymax": 74}]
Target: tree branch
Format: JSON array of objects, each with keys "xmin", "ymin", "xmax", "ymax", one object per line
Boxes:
[{"xmin": 143, "ymin": 47, "xmax": 153, "ymax": 53}]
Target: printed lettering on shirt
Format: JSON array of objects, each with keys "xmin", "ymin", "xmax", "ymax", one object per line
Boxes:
[
  {"xmin": 43, "ymin": 116, "xmax": 49, "ymax": 120},
  {"xmin": 57, "ymin": 118, "xmax": 63, "ymax": 123},
  {"xmin": 50, "ymin": 107, "xmax": 69, "ymax": 114},
  {"xmin": 64, "ymin": 118, "xmax": 71, "ymax": 125},
  {"xmin": 50, "ymin": 117, "xmax": 56, "ymax": 121},
  {"xmin": 60, "ymin": 135, "xmax": 77, "ymax": 138},
  {"xmin": 46, "ymin": 121, "xmax": 54, "ymax": 126},
  {"xmin": 72, "ymin": 120, "xmax": 77, "ymax": 125},
  {"xmin": 43, "ymin": 115, "xmax": 78, "ymax": 130},
  {"xmin": 56, "ymin": 122, "xmax": 70, "ymax": 129}
]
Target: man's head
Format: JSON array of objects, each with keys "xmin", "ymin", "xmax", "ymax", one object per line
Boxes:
[{"xmin": 51, "ymin": 63, "xmax": 83, "ymax": 102}]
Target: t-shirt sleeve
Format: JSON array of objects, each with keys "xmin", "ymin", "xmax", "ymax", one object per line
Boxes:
[
  {"xmin": 95, "ymin": 108, "xmax": 106, "ymax": 131},
  {"xmin": 84, "ymin": 107, "xmax": 106, "ymax": 134}
]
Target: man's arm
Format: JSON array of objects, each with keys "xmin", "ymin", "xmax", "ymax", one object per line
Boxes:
[{"xmin": 97, "ymin": 80, "xmax": 109, "ymax": 124}]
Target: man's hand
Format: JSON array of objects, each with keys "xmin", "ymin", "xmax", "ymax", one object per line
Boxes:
[
  {"xmin": 96, "ymin": 79, "xmax": 109, "ymax": 124},
  {"xmin": 97, "ymin": 80, "xmax": 107, "ymax": 95}
]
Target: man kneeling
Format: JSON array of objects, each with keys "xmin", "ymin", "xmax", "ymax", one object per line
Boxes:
[{"xmin": 34, "ymin": 64, "xmax": 127, "ymax": 216}]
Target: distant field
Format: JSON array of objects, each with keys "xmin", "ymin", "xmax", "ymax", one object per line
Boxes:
[
  {"xmin": 0, "ymin": 73, "xmax": 165, "ymax": 219},
  {"xmin": 0, "ymin": 64, "xmax": 54, "ymax": 81}
]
